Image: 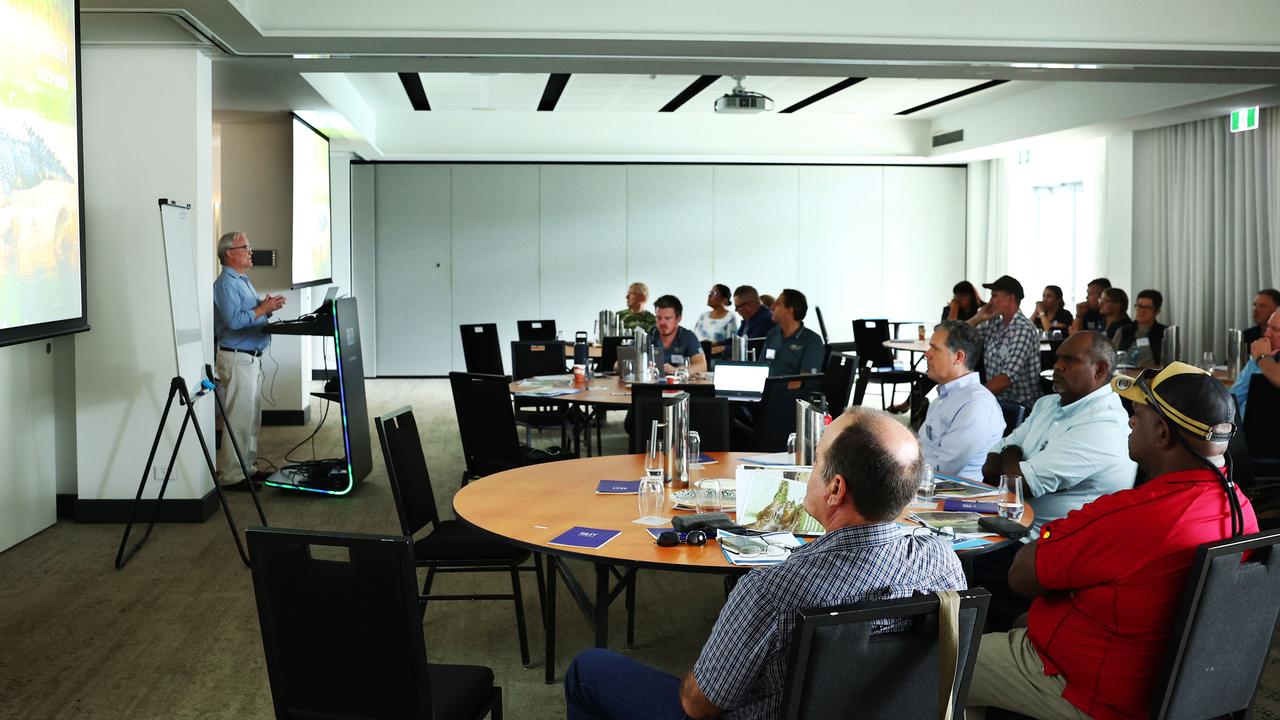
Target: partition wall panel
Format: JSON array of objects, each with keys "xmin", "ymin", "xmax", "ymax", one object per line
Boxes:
[
  {"xmin": 374, "ymin": 164, "xmax": 452, "ymax": 375},
  {"xmin": 540, "ymin": 165, "xmax": 629, "ymax": 346},
  {"xmin": 451, "ymin": 165, "xmax": 542, "ymax": 374},
  {"xmin": 359, "ymin": 163, "xmax": 966, "ymax": 375}
]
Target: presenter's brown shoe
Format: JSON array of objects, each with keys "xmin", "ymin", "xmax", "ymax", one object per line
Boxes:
[{"xmin": 250, "ymin": 469, "xmax": 274, "ymax": 484}]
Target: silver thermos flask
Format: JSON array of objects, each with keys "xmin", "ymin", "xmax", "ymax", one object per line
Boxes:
[
  {"xmin": 794, "ymin": 393, "xmax": 828, "ymax": 465},
  {"xmin": 662, "ymin": 392, "xmax": 691, "ymax": 488}
]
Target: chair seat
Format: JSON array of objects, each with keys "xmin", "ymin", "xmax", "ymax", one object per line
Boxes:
[
  {"xmin": 415, "ymin": 520, "xmax": 530, "ymax": 565},
  {"xmin": 865, "ymin": 369, "xmax": 916, "ymax": 383},
  {"xmin": 514, "ymin": 405, "xmax": 566, "ymax": 428},
  {"xmin": 428, "ymin": 663, "xmax": 495, "ymax": 719}
]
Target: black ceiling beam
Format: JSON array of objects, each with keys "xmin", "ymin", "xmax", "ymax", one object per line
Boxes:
[
  {"xmin": 896, "ymin": 79, "xmax": 1009, "ymax": 115},
  {"xmin": 398, "ymin": 72, "xmax": 431, "ymax": 111},
  {"xmin": 537, "ymin": 73, "xmax": 572, "ymax": 111},
  {"xmin": 659, "ymin": 75, "xmax": 720, "ymax": 112},
  {"xmin": 778, "ymin": 77, "xmax": 866, "ymax": 114}
]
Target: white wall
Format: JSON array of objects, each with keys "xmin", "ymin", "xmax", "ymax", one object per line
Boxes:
[
  {"xmin": 359, "ymin": 163, "xmax": 966, "ymax": 375},
  {"xmin": 1100, "ymin": 132, "xmax": 1134, "ymax": 295},
  {"xmin": 0, "ymin": 337, "xmax": 75, "ymax": 552},
  {"xmin": 77, "ymin": 47, "xmax": 215, "ymax": 502},
  {"xmin": 311, "ymin": 152, "xmax": 354, "ymax": 372}
]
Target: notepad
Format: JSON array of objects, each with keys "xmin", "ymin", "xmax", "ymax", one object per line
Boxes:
[
  {"xmin": 596, "ymin": 479, "xmax": 641, "ymax": 494},
  {"xmin": 548, "ymin": 526, "xmax": 621, "ymax": 550}
]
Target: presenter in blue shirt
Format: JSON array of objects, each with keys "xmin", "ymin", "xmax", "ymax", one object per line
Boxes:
[
  {"xmin": 213, "ymin": 231, "xmax": 285, "ymax": 490},
  {"xmin": 918, "ymin": 320, "xmax": 1005, "ymax": 480}
]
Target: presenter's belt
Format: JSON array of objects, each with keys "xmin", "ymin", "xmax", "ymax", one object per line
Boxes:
[{"xmin": 218, "ymin": 346, "xmax": 263, "ymax": 357}]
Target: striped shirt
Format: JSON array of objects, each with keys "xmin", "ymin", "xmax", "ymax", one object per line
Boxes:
[
  {"xmin": 692, "ymin": 523, "xmax": 967, "ymax": 719},
  {"xmin": 974, "ymin": 311, "xmax": 1043, "ymax": 407}
]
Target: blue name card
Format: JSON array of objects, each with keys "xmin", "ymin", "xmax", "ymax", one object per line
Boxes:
[
  {"xmin": 596, "ymin": 479, "xmax": 641, "ymax": 494},
  {"xmin": 548, "ymin": 526, "xmax": 622, "ymax": 550}
]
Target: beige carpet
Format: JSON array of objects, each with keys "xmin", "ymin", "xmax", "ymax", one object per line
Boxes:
[{"xmin": 0, "ymin": 377, "xmax": 1276, "ymax": 719}]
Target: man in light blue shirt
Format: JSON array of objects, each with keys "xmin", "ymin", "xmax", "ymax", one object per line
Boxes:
[
  {"xmin": 213, "ymin": 231, "xmax": 285, "ymax": 490},
  {"xmin": 919, "ymin": 320, "xmax": 1004, "ymax": 480},
  {"xmin": 1231, "ymin": 308, "xmax": 1280, "ymax": 421},
  {"xmin": 982, "ymin": 331, "xmax": 1136, "ymax": 535}
]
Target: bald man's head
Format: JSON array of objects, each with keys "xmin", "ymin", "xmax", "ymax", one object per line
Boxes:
[{"xmin": 812, "ymin": 408, "xmax": 921, "ymax": 522}]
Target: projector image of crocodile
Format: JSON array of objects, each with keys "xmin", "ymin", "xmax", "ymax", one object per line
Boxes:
[{"xmin": 0, "ymin": 125, "xmax": 72, "ymax": 202}]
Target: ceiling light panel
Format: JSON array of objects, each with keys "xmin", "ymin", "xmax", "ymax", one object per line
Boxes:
[
  {"xmin": 419, "ymin": 72, "xmax": 550, "ymax": 111},
  {"xmin": 819, "ymin": 78, "xmax": 992, "ymax": 116}
]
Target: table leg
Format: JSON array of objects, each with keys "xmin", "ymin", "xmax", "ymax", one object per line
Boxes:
[
  {"xmin": 594, "ymin": 562, "xmax": 610, "ymax": 648},
  {"xmin": 544, "ymin": 556, "xmax": 558, "ymax": 684}
]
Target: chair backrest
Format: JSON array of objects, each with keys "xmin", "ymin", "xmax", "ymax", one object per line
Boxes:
[
  {"xmin": 780, "ymin": 588, "xmax": 990, "ymax": 720},
  {"xmin": 814, "ymin": 306, "xmax": 829, "ymax": 343},
  {"xmin": 247, "ymin": 527, "xmax": 435, "ymax": 719},
  {"xmin": 374, "ymin": 406, "xmax": 440, "ymax": 536},
  {"xmin": 746, "ymin": 336, "xmax": 767, "ymax": 362},
  {"xmin": 448, "ymin": 372, "xmax": 524, "ymax": 475},
  {"xmin": 510, "ymin": 340, "xmax": 568, "ymax": 380},
  {"xmin": 1244, "ymin": 375, "xmax": 1280, "ymax": 460},
  {"xmin": 459, "ymin": 323, "xmax": 504, "ymax": 375},
  {"xmin": 598, "ymin": 335, "xmax": 629, "ymax": 373},
  {"xmin": 852, "ymin": 319, "xmax": 895, "ymax": 368},
  {"xmin": 629, "ymin": 393, "xmax": 730, "ymax": 454},
  {"xmin": 1151, "ymin": 529, "xmax": 1280, "ymax": 720},
  {"xmin": 629, "ymin": 383, "xmax": 717, "ymax": 453},
  {"xmin": 517, "ymin": 319, "xmax": 556, "ymax": 341},
  {"xmin": 753, "ymin": 374, "xmax": 825, "ymax": 452},
  {"xmin": 996, "ymin": 399, "xmax": 1026, "ymax": 437},
  {"xmin": 819, "ymin": 351, "xmax": 857, "ymax": 417}
]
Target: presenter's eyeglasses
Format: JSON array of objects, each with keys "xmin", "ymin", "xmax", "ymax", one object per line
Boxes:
[
  {"xmin": 655, "ymin": 530, "xmax": 707, "ymax": 547},
  {"xmin": 231, "ymin": 244, "xmax": 252, "ymax": 253}
]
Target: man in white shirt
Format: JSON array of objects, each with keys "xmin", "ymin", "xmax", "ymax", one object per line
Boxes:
[{"xmin": 919, "ymin": 321, "xmax": 1005, "ymax": 480}]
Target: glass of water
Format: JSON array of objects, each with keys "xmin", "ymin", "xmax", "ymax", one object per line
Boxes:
[
  {"xmin": 638, "ymin": 476, "xmax": 665, "ymax": 523},
  {"xmin": 694, "ymin": 478, "xmax": 722, "ymax": 514},
  {"xmin": 998, "ymin": 474, "xmax": 1024, "ymax": 520},
  {"xmin": 1201, "ymin": 351, "xmax": 1215, "ymax": 372},
  {"xmin": 645, "ymin": 422, "xmax": 666, "ymax": 479},
  {"xmin": 618, "ymin": 358, "xmax": 634, "ymax": 382},
  {"xmin": 918, "ymin": 463, "xmax": 936, "ymax": 502}
]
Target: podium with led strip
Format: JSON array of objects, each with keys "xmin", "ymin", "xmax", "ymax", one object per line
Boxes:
[{"xmin": 263, "ymin": 295, "xmax": 372, "ymax": 494}]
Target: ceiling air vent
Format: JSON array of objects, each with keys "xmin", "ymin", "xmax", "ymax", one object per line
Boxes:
[{"xmin": 932, "ymin": 130, "xmax": 965, "ymax": 148}]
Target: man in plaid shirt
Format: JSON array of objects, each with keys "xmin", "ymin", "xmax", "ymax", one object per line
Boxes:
[
  {"xmin": 967, "ymin": 275, "xmax": 1043, "ymax": 408},
  {"xmin": 564, "ymin": 408, "xmax": 967, "ymax": 719}
]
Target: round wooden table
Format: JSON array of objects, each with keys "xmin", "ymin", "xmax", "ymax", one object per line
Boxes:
[
  {"xmin": 510, "ymin": 374, "xmax": 714, "ymax": 408},
  {"xmin": 454, "ymin": 452, "xmax": 1033, "ymax": 681}
]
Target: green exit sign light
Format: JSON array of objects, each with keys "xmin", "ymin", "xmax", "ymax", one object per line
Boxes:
[{"xmin": 1230, "ymin": 106, "xmax": 1259, "ymax": 133}]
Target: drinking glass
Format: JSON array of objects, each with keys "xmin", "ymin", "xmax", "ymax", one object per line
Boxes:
[
  {"xmin": 918, "ymin": 463, "xmax": 936, "ymax": 502},
  {"xmin": 637, "ymin": 476, "xmax": 665, "ymax": 523},
  {"xmin": 618, "ymin": 358, "xmax": 634, "ymax": 382},
  {"xmin": 645, "ymin": 422, "xmax": 666, "ymax": 479},
  {"xmin": 998, "ymin": 474, "xmax": 1025, "ymax": 520},
  {"xmin": 694, "ymin": 478, "xmax": 722, "ymax": 514},
  {"xmin": 786, "ymin": 432, "xmax": 797, "ymax": 456},
  {"xmin": 1201, "ymin": 351, "xmax": 1215, "ymax": 372},
  {"xmin": 686, "ymin": 431, "xmax": 702, "ymax": 485}
]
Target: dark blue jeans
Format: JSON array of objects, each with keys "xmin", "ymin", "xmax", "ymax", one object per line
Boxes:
[{"xmin": 565, "ymin": 648, "xmax": 693, "ymax": 720}]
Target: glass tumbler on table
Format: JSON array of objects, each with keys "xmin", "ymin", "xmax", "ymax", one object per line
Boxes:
[
  {"xmin": 1201, "ymin": 351, "xmax": 1215, "ymax": 372},
  {"xmin": 645, "ymin": 421, "xmax": 666, "ymax": 479},
  {"xmin": 638, "ymin": 476, "xmax": 665, "ymax": 524},
  {"xmin": 694, "ymin": 478, "xmax": 722, "ymax": 514},
  {"xmin": 997, "ymin": 474, "xmax": 1024, "ymax": 520},
  {"xmin": 918, "ymin": 463, "xmax": 936, "ymax": 502}
]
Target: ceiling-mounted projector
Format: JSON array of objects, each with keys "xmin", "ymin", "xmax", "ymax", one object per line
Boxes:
[{"xmin": 714, "ymin": 76, "xmax": 773, "ymax": 114}]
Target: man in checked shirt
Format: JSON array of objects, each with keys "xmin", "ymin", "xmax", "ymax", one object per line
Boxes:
[{"xmin": 564, "ymin": 408, "xmax": 967, "ymax": 719}]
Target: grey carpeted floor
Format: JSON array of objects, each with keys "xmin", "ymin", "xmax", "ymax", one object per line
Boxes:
[{"xmin": 0, "ymin": 378, "xmax": 1277, "ymax": 719}]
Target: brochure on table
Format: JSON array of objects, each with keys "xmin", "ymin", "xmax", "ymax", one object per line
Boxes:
[{"xmin": 734, "ymin": 464, "xmax": 825, "ymax": 536}]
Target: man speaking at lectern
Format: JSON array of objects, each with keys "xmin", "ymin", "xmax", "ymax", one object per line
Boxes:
[{"xmin": 213, "ymin": 231, "xmax": 285, "ymax": 491}]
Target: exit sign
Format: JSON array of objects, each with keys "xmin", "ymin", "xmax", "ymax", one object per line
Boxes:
[{"xmin": 1230, "ymin": 106, "xmax": 1259, "ymax": 133}]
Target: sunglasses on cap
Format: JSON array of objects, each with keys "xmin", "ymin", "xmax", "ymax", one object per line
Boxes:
[
  {"xmin": 1112, "ymin": 368, "xmax": 1236, "ymax": 443},
  {"xmin": 656, "ymin": 530, "xmax": 708, "ymax": 547}
]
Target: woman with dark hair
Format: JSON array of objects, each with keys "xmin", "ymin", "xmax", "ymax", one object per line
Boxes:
[
  {"xmin": 943, "ymin": 281, "xmax": 986, "ymax": 322},
  {"xmin": 1030, "ymin": 285, "xmax": 1074, "ymax": 334},
  {"xmin": 694, "ymin": 283, "xmax": 739, "ymax": 353}
]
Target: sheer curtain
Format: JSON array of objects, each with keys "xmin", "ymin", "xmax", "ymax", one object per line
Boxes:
[
  {"xmin": 1133, "ymin": 106, "xmax": 1280, "ymax": 362},
  {"xmin": 966, "ymin": 158, "xmax": 1009, "ymax": 287}
]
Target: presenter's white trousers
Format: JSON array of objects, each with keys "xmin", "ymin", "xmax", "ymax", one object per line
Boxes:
[{"xmin": 216, "ymin": 348, "xmax": 262, "ymax": 484}]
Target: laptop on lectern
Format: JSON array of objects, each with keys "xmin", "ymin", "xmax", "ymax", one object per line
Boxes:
[{"xmin": 713, "ymin": 361, "xmax": 771, "ymax": 402}]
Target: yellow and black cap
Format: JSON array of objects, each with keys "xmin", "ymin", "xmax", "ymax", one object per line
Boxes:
[{"xmin": 1111, "ymin": 362, "xmax": 1236, "ymax": 442}]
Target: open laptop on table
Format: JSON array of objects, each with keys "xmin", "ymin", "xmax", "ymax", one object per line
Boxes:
[{"xmin": 713, "ymin": 361, "xmax": 771, "ymax": 402}]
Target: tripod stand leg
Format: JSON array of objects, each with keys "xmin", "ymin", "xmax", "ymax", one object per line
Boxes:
[
  {"xmin": 211, "ymin": 377, "xmax": 267, "ymax": 525},
  {"xmin": 183, "ymin": 384, "xmax": 262, "ymax": 567},
  {"xmin": 116, "ymin": 380, "xmax": 182, "ymax": 569}
]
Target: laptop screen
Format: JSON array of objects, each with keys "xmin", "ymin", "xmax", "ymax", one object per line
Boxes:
[{"xmin": 714, "ymin": 361, "xmax": 771, "ymax": 394}]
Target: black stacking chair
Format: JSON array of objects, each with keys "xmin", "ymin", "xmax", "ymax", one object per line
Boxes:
[
  {"xmin": 700, "ymin": 339, "xmax": 715, "ymax": 367},
  {"xmin": 1149, "ymin": 528, "xmax": 1280, "ymax": 719},
  {"xmin": 375, "ymin": 406, "xmax": 543, "ymax": 668},
  {"xmin": 996, "ymin": 399, "xmax": 1027, "ymax": 437},
  {"xmin": 449, "ymin": 372, "xmax": 573, "ymax": 485},
  {"xmin": 460, "ymin": 323, "xmax": 504, "ymax": 375},
  {"xmin": 780, "ymin": 589, "xmax": 990, "ymax": 720},
  {"xmin": 819, "ymin": 351, "xmax": 857, "ymax": 417},
  {"xmin": 247, "ymin": 527, "xmax": 503, "ymax": 720},
  {"xmin": 598, "ymin": 336, "xmax": 630, "ymax": 373},
  {"xmin": 516, "ymin": 319, "xmax": 556, "ymax": 341},
  {"xmin": 814, "ymin": 306, "xmax": 830, "ymax": 343},
  {"xmin": 746, "ymin": 336, "xmax": 767, "ymax": 363},
  {"xmin": 738, "ymin": 374, "xmax": 824, "ymax": 452},
  {"xmin": 510, "ymin": 340, "xmax": 570, "ymax": 446},
  {"xmin": 1244, "ymin": 376, "xmax": 1280, "ymax": 479},
  {"xmin": 851, "ymin": 319, "xmax": 917, "ymax": 408},
  {"xmin": 628, "ymin": 383, "xmax": 716, "ymax": 453}
]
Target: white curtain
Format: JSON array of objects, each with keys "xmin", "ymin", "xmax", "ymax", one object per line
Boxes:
[
  {"xmin": 965, "ymin": 158, "xmax": 1009, "ymax": 287},
  {"xmin": 1133, "ymin": 106, "xmax": 1280, "ymax": 363}
]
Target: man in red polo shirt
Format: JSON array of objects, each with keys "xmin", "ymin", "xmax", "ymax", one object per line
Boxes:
[{"xmin": 966, "ymin": 362, "xmax": 1257, "ymax": 720}]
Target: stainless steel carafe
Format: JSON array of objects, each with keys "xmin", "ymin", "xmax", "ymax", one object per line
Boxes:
[
  {"xmin": 661, "ymin": 391, "xmax": 691, "ymax": 488},
  {"xmin": 1162, "ymin": 325, "xmax": 1181, "ymax": 366},
  {"xmin": 794, "ymin": 393, "xmax": 828, "ymax": 466}
]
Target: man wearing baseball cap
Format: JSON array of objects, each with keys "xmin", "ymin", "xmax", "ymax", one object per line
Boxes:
[
  {"xmin": 966, "ymin": 275, "xmax": 1042, "ymax": 408},
  {"xmin": 967, "ymin": 362, "xmax": 1257, "ymax": 720}
]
